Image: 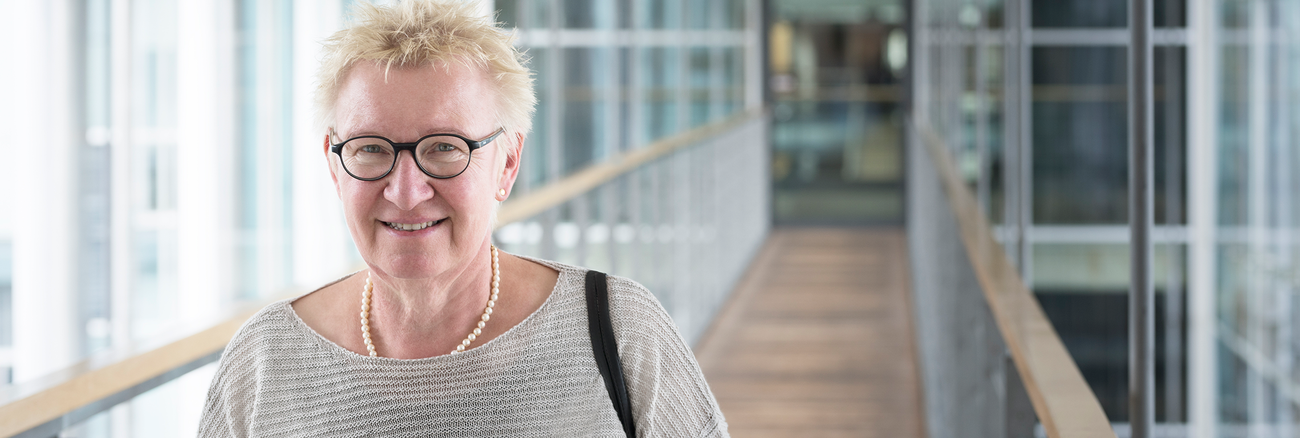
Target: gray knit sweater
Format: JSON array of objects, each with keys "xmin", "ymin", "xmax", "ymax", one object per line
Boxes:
[{"xmin": 198, "ymin": 258, "xmax": 728, "ymax": 437}]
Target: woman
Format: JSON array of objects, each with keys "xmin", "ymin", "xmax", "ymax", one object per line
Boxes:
[{"xmin": 198, "ymin": 1, "xmax": 727, "ymax": 436}]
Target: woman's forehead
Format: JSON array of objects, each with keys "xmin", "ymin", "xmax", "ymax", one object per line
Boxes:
[{"xmin": 334, "ymin": 61, "xmax": 497, "ymax": 138}]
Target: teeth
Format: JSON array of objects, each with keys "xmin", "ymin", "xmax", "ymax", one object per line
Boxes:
[{"xmin": 385, "ymin": 220, "xmax": 439, "ymax": 231}]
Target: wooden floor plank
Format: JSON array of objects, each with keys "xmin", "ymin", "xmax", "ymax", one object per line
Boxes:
[{"xmin": 696, "ymin": 228, "xmax": 923, "ymax": 438}]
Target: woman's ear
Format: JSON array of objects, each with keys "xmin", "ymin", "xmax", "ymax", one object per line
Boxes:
[
  {"xmin": 325, "ymin": 133, "xmax": 342, "ymax": 197},
  {"xmin": 495, "ymin": 132, "xmax": 525, "ymax": 201}
]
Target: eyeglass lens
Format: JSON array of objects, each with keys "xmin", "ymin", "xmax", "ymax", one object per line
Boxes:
[{"xmin": 339, "ymin": 135, "xmax": 473, "ymax": 179}]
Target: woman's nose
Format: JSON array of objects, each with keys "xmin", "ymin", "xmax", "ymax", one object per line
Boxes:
[{"xmin": 382, "ymin": 151, "xmax": 435, "ymax": 210}]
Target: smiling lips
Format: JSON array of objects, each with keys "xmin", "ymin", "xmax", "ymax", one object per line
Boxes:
[{"xmin": 383, "ymin": 219, "xmax": 444, "ymax": 231}]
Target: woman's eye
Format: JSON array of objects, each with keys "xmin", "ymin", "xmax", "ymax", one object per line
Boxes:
[
  {"xmin": 360, "ymin": 145, "xmax": 385, "ymax": 154},
  {"xmin": 434, "ymin": 143, "xmax": 457, "ymax": 152}
]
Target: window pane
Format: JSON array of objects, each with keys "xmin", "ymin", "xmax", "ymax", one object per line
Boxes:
[
  {"xmin": 1031, "ymin": 46, "xmax": 1128, "ymax": 224},
  {"xmin": 642, "ymin": 47, "xmax": 679, "ymax": 143},
  {"xmin": 526, "ymin": 49, "xmax": 551, "ymax": 185},
  {"xmin": 496, "ymin": 0, "xmax": 519, "ymax": 27},
  {"xmin": 688, "ymin": 47, "xmax": 711, "ymax": 128},
  {"xmin": 1033, "ymin": 243, "xmax": 1188, "ymax": 422},
  {"xmin": 562, "ymin": 47, "xmax": 611, "ymax": 173},
  {"xmin": 1030, "ymin": 0, "xmax": 1186, "ymax": 28},
  {"xmin": 638, "ymin": 0, "xmax": 680, "ymax": 29}
]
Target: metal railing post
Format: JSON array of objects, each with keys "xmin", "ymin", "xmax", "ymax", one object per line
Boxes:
[
  {"xmin": 1005, "ymin": 352, "xmax": 1035, "ymax": 438},
  {"xmin": 1129, "ymin": 0, "xmax": 1155, "ymax": 436}
]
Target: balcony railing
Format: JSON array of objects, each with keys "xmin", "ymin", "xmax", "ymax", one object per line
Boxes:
[{"xmin": 909, "ymin": 118, "xmax": 1116, "ymax": 437}]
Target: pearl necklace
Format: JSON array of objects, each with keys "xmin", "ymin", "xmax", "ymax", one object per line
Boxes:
[{"xmin": 360, "ymin": 245, "xmax": 500, "ymax": 357}]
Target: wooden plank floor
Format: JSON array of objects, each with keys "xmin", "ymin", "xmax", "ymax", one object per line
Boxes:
[{"xmin": 695, "ymin": 228, "xmax": 923, "ymax": 438}]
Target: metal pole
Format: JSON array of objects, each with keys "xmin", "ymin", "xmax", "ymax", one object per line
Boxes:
[
  {"xmin": 1001, "ymin": 0, "xmax": 1020, "ymax": 269},
  {"xmin": 974, "ymin": 0, "xmax": 989, "ymax": 216},
  {"xmin": 1016, "ymin": 0, "xmax": 1032, "ymax": 280},
  {"xmin": 1129, "ymin": 0, "xmax": 1155, "ymax": 436},
  {"xmin": 1186, "ymin": 0, "xmax": 1221, "ymax": 435},
  {"xmin": 1161, "ymin": 0, "xmax": 1185, "ymax": 424}
]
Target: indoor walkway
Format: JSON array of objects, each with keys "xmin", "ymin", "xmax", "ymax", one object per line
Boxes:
[{"xmin": 695, "ymin": 228, "xmax": 923, "ymax": 438}]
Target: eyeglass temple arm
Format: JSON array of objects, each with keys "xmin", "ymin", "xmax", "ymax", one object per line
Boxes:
[{"xmin": 473, "ymin": 128, "xmax": 506, "ymax": 149}]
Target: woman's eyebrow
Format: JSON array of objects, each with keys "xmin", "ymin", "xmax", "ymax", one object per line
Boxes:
[{"xmin": 341, "ymin": 126, "xmax": 473, "ymax": 140}]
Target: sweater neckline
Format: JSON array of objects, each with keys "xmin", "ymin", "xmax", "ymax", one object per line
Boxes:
[{"xmin": 281, "ymin": 255, "xmax": 576, "ymax": 363}]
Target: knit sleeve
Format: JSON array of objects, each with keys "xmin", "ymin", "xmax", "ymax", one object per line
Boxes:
[
  {"xmin": 197, "ymin": 306, "xmax": 274, "ymax": 438},
  {"xmin": 606, "ymin": 276, "xmax": 729, "ymax": 438}
]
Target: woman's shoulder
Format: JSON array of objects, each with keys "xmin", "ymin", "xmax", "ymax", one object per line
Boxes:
[
  {"xmin": 200, "ymin": 298, "xmax": 303, "ymax": 426},
  {"xmin": 511, "ymin": 257, "xmax": 728, "ymax": 436},
  {"xmin": 222, "ymin": 298, "xmax": 310, "ymax": 360},
  {"xmin": 225, "ymin": 271, "xmax": 365, "ymax": 362},
  {"xmin": 512, "ymin": 255, "xmax": 673, "ymax": 336},
  {"xmin": 512, "ymin": 256, "xmax": 662, "ymax": 312}
]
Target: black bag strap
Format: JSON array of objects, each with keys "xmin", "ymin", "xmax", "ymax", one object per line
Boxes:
[{"xmin": 585, "ymin": 270, "xmax": 636, "ymax": 437}]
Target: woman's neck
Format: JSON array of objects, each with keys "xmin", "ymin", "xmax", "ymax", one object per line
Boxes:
[{"xmin": 365, "ymin": 246, "xmax": 496, "ymax": 358}]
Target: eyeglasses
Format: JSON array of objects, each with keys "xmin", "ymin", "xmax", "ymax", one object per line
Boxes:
[{"xmin": 329, "ymin": 127, "xmax": 505, "ymax": 181}]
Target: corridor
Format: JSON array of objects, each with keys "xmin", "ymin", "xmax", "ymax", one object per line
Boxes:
[{"xmin": 695, "ymin": 228, "xmax": 923, "ymax": 437}]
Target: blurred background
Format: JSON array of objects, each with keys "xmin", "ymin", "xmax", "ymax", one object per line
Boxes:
[{"xmin": 0, "ymin": 0, "xmax": 1298, "ymax": 436}]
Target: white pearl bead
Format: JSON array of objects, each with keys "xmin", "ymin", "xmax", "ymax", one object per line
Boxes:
[
  {"xmin": 473, "ymin": 328, "xmax": 482, "ymax": 336},
  {"xmin": 462, "ymin": 339, "xmax": 472, "ymax": 346},
  {"xmin": 484, "ymin": 307, "xmax": 493, "ymax": 315},
  {"xmin": 360, "ymin": 310, "xmax": 369, "ymax": 318},
  {"xmin": 477, "ymin": 321, "xmax": 486, "ymax": 329},
  {"xmin": 467, "ymin": 333, "xmax": 477, "ymax": 341},
  {"xmin": 481, "ymin": 314, "xmax": 491, "ymax": 322}
]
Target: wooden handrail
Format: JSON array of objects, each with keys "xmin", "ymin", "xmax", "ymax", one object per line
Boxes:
[
  {"xmin": 916, "ymin": 120, "xmax": 1116, "ymax": 438},
  {"xmin": 496, "ymin": 108, "xmax": 761, "ymax": 226},
  {"xmin": 0, "ymin": 108, "xmax": 763, "ymax": 438},
  {"xmin": 0, "ymin": 298, "xmax": 284, "ymax": 437}
]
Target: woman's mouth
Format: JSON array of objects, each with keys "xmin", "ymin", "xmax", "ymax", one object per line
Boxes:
[{"xmin": 382, "ymin": 219, "xmax": 444, "ymax": 231}]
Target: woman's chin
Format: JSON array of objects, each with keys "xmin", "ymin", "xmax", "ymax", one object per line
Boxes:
[{"xmin": 366, "ymin": 252, "xmax": 450, "ymax": 280}]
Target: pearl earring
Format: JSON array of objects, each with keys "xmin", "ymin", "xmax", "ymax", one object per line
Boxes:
[{"xmin": 498, "ymin": 189, "xmax": 506, "ymax": 197}]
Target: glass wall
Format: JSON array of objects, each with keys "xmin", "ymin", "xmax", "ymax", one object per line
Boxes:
[
  {"xmin": 492, "ymin": 0, "xmax": 753, "ymax": 253},
  {"xmin": 497, "ymin": 0, "xmax": 749, "ymax": 188},
  {"xmin": 1212, "ymin": 1, "xmax": 1300, "ymax": 433},
  {"xmin": 0, "ymin": 0, "xmax": 351, "ymax": 435},
  {"xmin": 917, "ymin": 0, "xmax": 1300, "ymax": 435},
  {"xmin": 768, "ymin": 0, "xmax": 908, "ymax": 225},
  {"xmin": 492, "ymin": 0, "xmax": 759, "ymax": 342}
]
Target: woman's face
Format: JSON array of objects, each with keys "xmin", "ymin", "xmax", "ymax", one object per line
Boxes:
[{"xmin": 328, "ymin": 61, "xmax": 520, "ymax": 280}]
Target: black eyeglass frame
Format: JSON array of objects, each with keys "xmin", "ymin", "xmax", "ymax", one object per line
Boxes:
[{"xmin": 329, "ymin": 127, "xmax": 505, "ymax": 181}]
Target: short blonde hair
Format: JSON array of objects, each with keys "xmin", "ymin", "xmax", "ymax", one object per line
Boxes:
[{"xmin": 315, "ymin": 0, "xmax": 535, "ymax": 137}]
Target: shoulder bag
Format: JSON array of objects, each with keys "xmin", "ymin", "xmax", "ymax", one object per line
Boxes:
[{"xmin": 585, "ymin": 270, "xmax": 636, "ymax": 437}]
